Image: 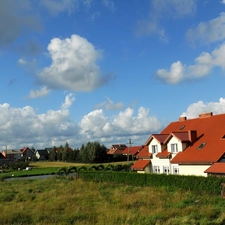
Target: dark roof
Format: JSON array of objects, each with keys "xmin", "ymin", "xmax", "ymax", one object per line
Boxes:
[{"xmin": 36, "ymin": 150, "xmax": 49, "ymax": 156}]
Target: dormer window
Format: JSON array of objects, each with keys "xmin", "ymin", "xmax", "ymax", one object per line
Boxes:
[
  {"xmin": 222, "ymin": 135, "xmax": 225, "ymax": 139},
  {"xmin": 197, "ymin": 142, "xmax": 206, "ymax": 150},
  {"xmin": 152, "ymin": 145, "xmax": 158, "ymax": 154},
  {"xmin": 171, "ymin": 143, "xmax": 178, "ymax": 153}
]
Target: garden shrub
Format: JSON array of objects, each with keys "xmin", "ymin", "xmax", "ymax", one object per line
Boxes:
[{"xmin": 78, "ymin": 171, "xmax": 225, "ymax": 195}]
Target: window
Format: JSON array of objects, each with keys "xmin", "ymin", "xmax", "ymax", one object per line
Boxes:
[
  {"xmin": 152, "ymin": 145, "xmax": 158, "ymax": 154},
  {"xmin": 180, "ymin": 125, "xmax": 185, "ymax": 130},
  {"xmin": 153, "ymin": 165, "xmax": 160, "ymax": 174},
  {"xmin": 163, "ymin": 166, "xmax": 170, "ymax": 174},
  {"xmin": 197, "ymin": 142, "xmax": 206, "ymax": 150},
  {"xmin": 171, "ymin": 143, "xmax": 178, "ymax": 153},
  {"xmin": 173, "ymin": 166, "xmax": 179, "ymax": 175}
]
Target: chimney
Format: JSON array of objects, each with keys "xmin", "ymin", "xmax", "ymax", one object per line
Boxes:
[
  {"xmin": 188, "ymin": 130, "xmax": 197, "ymax": 144},
  {"xmin": 199, "ymin": 112, "xmax": 213, "ymax": 119},
  {"xmin": 179, "ymin": 116, "xmax": 187, "ymax": 122}
]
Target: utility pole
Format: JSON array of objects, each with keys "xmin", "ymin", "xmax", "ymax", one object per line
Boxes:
[
  {"xmin": 5, "ymin": 145, "xmax": 7, "ymax": 159},
  {"xmin": 127, "ymin": 139, "xmax": 133, "ymax": 162}
]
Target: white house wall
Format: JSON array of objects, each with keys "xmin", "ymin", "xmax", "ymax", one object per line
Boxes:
[
  {"xmin": 167, "ymin": 136, "xmax": 182, "ymax": 153},
  {"xmin": 178, "ymin": 165, "xmax": 210, "ymax": 177}
]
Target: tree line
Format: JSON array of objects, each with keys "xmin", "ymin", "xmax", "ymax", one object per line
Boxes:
[{"xmin": 47, "ymin": 141, "xmax": 113, "ymax": 163}]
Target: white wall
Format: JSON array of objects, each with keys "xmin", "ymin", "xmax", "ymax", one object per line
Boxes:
[{"xmin": 178, "ymin": 165, "xmax": 210, "ymax": 177}]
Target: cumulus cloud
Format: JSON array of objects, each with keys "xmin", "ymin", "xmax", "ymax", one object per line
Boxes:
[
  {"xmin": 0, "ymin": 93, "xmax": 79, "ymax": 149},
  {"xmin": 95, "ymin": 97, "xmax": 123, "ymax": 111},
  {"xmin": 186, "ymin": 13, "xmax": 225, "ymax": 45},
  {"xmin": 80, "ymin": 107, "xmax": 162, "ymax": 139},
  {"xmin": 156, "ymin": 42, "xmax": 225, "ymax": 84},
  {"xmin": 38, "ymin": 34, "xmax": 113, "ymax": 92},
  {"xmin": 0, "ymin": 0, "xmax": 41, "ymax": 49},
  {"xmin": 28, "ymin": 86, "xmax": 50, "ymax": 98},
  {"xmin": 0, "ymin": 92, "xmax": 162, "ymax": 149},
  {"xmin": 181, "ymin": 98, "xmax": 225, "ymax": 119}
]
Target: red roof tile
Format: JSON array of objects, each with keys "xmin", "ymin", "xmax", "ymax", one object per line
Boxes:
[
  {"xmin": 145, "ymin": 134, "xmax": 168, "ymax": 145},
  {"xmin": 131, "ymin": 159, "xmax": 151, "ymax": 170},
  {"xmin": 156, "ymin": 148, "xmax": 171, "ymax": 158},
  {"xmin": 160, "ymin": 112, "xmax": 225, "ymax": 164},
  {"xmin": 136, "ymin": 145, "xmax": 152, "ymax": 159},
  {"xmin": 122, "ymin": 146, "xmax": 143, "ymax": 155},
  {"xmin": 107, "ymin": 149, "xmax": 124, "ymax": 155},
  {"xmin": 164, "ymin": 132, "xmax": 190, "ymax": 144},
  {"xmin": 204, "ymin": 163, "xmax": 225, "ymax": 174}
]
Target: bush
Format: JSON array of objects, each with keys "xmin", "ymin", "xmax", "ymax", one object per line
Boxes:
[{"xmin": 78, "ymin": 172, "xmax": 225, "ymax": 195}]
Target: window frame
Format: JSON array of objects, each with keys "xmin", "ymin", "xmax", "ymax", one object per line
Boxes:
[
  {"xmin": 171, "ymin": 143, "xmax": 178, "ymax": 153},
  {"xmin": 152, "ymin": 145, "xmax": 158, "ymax": 154}
]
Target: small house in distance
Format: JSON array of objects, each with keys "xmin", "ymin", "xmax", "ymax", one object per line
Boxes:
[{"xmin": 36, "ymin": 149, "xmax": 49, "ymax": 160}]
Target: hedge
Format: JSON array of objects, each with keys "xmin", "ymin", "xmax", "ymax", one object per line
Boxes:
[{"xmin": 78, "ymin": 171, "xmax": 225, "ymax": 195}]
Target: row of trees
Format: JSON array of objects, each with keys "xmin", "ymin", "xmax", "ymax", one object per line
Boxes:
[{"xmin": 48, "ymin": 141, "xmax": 110, "ymax": 163}]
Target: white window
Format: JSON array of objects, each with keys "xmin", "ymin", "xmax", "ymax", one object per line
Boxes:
[
  {"xmin": 152, "ymin": 145, "xmax": 158, "ymax": 154},
  {"xmin": 153, "ymin": 165, "xmax": 160, "ymax": 174},
  {"xmin": 171, "ymin": 143, "xmax": 178, "ymax": 153},
  {"xmin": 163, "ymin": 166, "xmax": 170, "ymax": 175},
  {"xmin": 173, "ymin": 166, "xmax": 179, "ymax": 175}
]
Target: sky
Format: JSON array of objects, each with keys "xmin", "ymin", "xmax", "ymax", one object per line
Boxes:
[{"xmin": 1, "ymin": 0, "xmax": 225, "ymax": 150}]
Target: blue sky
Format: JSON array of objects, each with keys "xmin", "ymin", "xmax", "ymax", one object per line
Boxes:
[{"xmin": 1, "ymin": 0, "xmax": 225, "ymax": 150}]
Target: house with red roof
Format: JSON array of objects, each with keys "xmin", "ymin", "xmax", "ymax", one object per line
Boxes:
[
  {"xmin": 132, "ymin": 112, "xmax": 225, "ymax": 177},
  {"xmin": 131, "ymin": 145, "xmax": 151, "ymax": 173},
  {"xmin": 107, "ymin": 144, "xmax": 127, "ymax": 155},
  {"xmin": 122, "ymin": 145, "xmax": 144, "ymax": 160}
]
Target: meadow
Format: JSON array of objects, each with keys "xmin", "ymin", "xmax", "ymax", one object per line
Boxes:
[{"xmin": 1, "ymin": 162, "xmax": 225, "ymax": 224}]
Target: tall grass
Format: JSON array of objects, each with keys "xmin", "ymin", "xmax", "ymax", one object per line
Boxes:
[{"xmin": 1, "ymin": 176, "xmax": 225, "ymax": 224}]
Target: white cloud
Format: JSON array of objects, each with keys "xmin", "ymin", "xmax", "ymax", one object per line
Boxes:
[
  {"xmin": 156, "ymin": 43, "xmax": 225, "ymax": 84},
  {"xmin": 186, "ymin": 13, "xmax": 225, "ymax": 45},
  {"xmin": 181, "ymin": 98, "xmax": 225, "ymax": 119},
  {"xmin": 18, "ymin": 58, "xmax": 27, "ymax": 65},
  {"xmin": 0, "ymin": 93, "xmax": 79, "ymax": 149},
  {"xmin": 80, "ymin": 107, "xmax": 162, "ymax": 139},
  {"xmin": 38, "ymin": 34, "xmax": 112, "ymax": 92},
  {"xmin": 29, "ymin": 86, "xmax": 50, "ymax": 98},
  {"xmin": 221, "ymin": 0, "xmax": 225, "ymax": 4},
  {"xmin": 0, "ymin": 93, "xmax": 162, "ymax": 149},
  {"xmin": 40, "ymin": 0, "xmax": 77, "ymax": 15},
  {"xmin": 61, "ymin": 93, "xmax": 75, "ymax": 109},
  {"xmin": 95, "ymin": 97, "xmax": 123, "ymax": 110}
]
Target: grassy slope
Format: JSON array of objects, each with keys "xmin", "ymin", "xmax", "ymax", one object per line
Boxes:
[{"xmin": 1, "ymin": 176, "xmax": 225, "ymax": 225}]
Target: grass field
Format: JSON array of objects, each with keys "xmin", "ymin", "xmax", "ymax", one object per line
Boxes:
[
  {"xmin": 1, "ymin": 176, "xmax": 225, "ymax": 225},
  {"xmin": 0, "ymin": 161, "xmax": 131, "ymax": 180},
  {"xmin": 29, "ymin": 161, "xmax": 130, "ymax": 168}
]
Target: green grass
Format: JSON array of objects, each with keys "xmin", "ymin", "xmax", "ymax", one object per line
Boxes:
[
  {"xmin": 0, "ymin": 161, "xmax": 132, "ymax": 180},
  {"xmin": 1, "ymin": 176, "xmax": 225, "ymax": 224}
]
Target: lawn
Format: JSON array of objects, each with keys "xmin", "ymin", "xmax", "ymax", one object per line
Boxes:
[{"xmin": 1, "ymin": 176, "xmax": 225, "ymax": 225}]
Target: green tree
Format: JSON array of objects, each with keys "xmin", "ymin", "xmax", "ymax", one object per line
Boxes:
[
  {"xmin": 78, "ymin": 141, "xmax": 107, "ymax": 163},
  {"xmin": 50, "ymin": 146, "xmax": 57, "ymax": 161}
]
